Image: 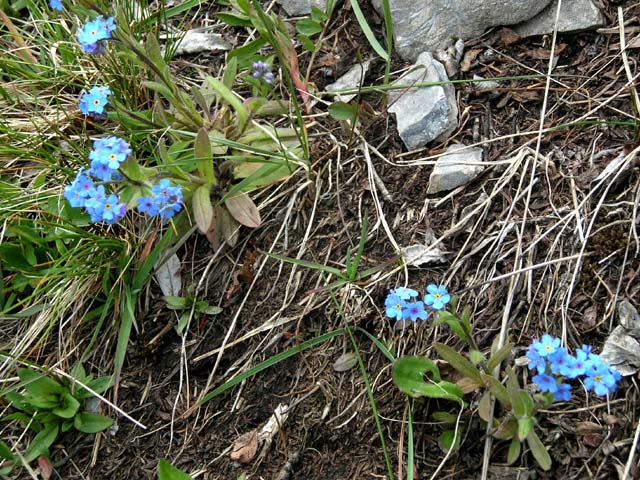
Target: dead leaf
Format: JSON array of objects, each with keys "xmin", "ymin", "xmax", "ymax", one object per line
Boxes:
[
  {"xmin": 581, "ymin": 304, "xmax": 598, "ymax": 330},
  {"xmin": 456, "ymin": 376, "xmax": 482, "ymax": 394},
  {"xmin": 225, "ymin": 192, "xmax": 261, "ymax": 228},
  {"xmin": 499, "ymin": 28, "xmax": 521, "ymax": 46},
  {"xmin": 220, "ymin": 209, "xmax": 240, "ymax": 247},
  {"xmin": 333, "ymin": 352, "xmax": 357, "ymax": 372},
  {"xmin": 154, "ymin": 253, "xmax": 182, "ymax": 297},
  {"xmin": 205, "ymin": 207, "xmax": 222, "ymax": 249},
  {"xmin": 193, "ymin": 185, "xmax": 213, "ymax": 233},
  {"xmin": 525, "ymin": 43, "xmax": 567, "ymax": 59},
  {"xmin": 461, "ymin": 49, "xmax": 482, "ymax": 72},
  {"xmin": 576, "ymin": 421, "xmax": 602, "ymax": 434},
  {"xmin": 511, "ymin": 90, "xmax": 541, "ymax": 103},
  {"xmin": 38, "ymin": 456, "xmax": 53, "ymax": 479},
  {"xmin": 230, "ymin": 429, "xmax": 258, "ymax": 463},
  {"xmin": 401, "ymin": 244, "xmax": 447, "ymax": 266}
]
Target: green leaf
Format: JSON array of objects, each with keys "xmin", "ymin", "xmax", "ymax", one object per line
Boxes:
[
  {"xmin": 203, "ymin": 305, "xmax": 222, "ymax": 315},
  {"xmin": 205, "ymin": 77, "xmax": 248, "ymax": 131},
  {"xmin": 165, "ymin": 296, "xmax": 190, "ymax": 310},
  {"xmin": 228, "ymin": 37, "xmax": 267, "ymax": 65},
  {"xmin": 296, "ymin": 18, "xmax": 322, "ymax": 36},
  {"xmin": 141, "ymin": 80, "xmax": 177, "ymax": 103},
  {"xmin": 432, "ymin": 411, "xmax": 458, "ymax": 423},
  {"xmin": 73, "ymin": 412, "xmax": 113, "ymax": 434},
  {"xmin": 195, "ymin": 128, "xmax": 215, "ymax": 184},
  {"xmin": 193, "ymin": 185, "xmax": 214, "ymax": 234},
  {"xmin": 69, "ymin": 363, "xmax": 87, "ymax": 384},
  {"xmin": 157, "ymin": 458, "xmax": 194, "ymax": 480},
  {"xmin": 52, "ymin": 392, "xmax": 80, "ymax": 419},
  {"xmin": 487, "ymin": 342, "xmax": 513, "ymax": 372},
  {"xmin": 433, "ymin": 343, "xmax": 483, "ymax": 386},
  {"xmin": 526, "ymin": 430, "xmax": 551, "ymax": 470},
  {"xmin": 348, "ymin": 0, "xmax": 389, "ymax": 61},
  {"xmin": 439, "ymin": 428, "xmax": 462, "ymax": 452},
  {"xmin": 177, "ymin": 312, "xmax": 190, "ymax": 335},
  {"xmin": 393, "ymin": 357, "xmax": 464, "ymax": 402},
  {"xmin": 433, "ymin": 313, "xmax": 467, "ymax": 341},
  {"xmin": 507, "ymin": 438, "xmax": 521, "ymax": 465},
  {"xmin": 24, "ymin": 423, "xmax": 58, "ymax": 463},
  {"xmin": 224, "ymin": 192, "xmax": 261, "ymax": 228},
  {"xmin": 0, "ymin": 440, "xmax": 15, "ymax": 461},
  {"xmin": 310, "ymin": 6, "xmax": 328, "ymax": 23},
  {"xmin": 517, "ymin": 416, "xmax": 535, "ymax": 441},
  {"xmin": 215, "ymin": 12, "xmax": 252, "ymax": 27},
  {"xmin": 493, "ymin": 416, "xmax": 518, "ymax": 440},
  {"xmin": 518, "ymin": 390, "xmax": 535, "ymax": 417},
  {"xmin": 469, "ymin": 349, "xmax": 485, "ymax": 365},
  {"xmin": 505, "ymin": 367, "xmax": 525, "ymax": 417},
  {"xmin": 481, "ymin": 374, "xmax": 511, "ymax": 407},
  {"xmin": 18, "ymin": 369, "xmax": 63, "ymax": 398},
  {"xmin": 28, "ymin": 394, "xmax": 60, "ymax": 409},
  {"xmin": 85, "ymin": 376, "xmax": 113, "ymax": 396},
  {"xmin": 223, "ymin": 56, "xmax": 238, "ymax": 90},
  {"xmin": 328, "ymin": 102, "xmax": 359, "ymax": 122}
]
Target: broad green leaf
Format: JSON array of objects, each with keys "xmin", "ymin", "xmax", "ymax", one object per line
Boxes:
[
  {"xmin": 439, "ymin": 428, "xmax": 462, "ymax": 452},
  {"xmin": 505, "ymin": 367, "xmax": 525, "ymax": 416},
  {"xmin": 208, "ymin": 130, "xmax": 228, "ymax": 155},
  {"xmin": 393, "ymin": 356, "xmax": 441, "ymax": 396},
  {"xmin": 310, "ymin": 5, "xmax": 328, "ymax": 23},
  {"xmin": 28, "ymin": 394, "xmax": 60, "ymax": 409},
  {"xmin": 215, "ymin": 12, "xmax": 252, "ymax": 27},
  {"xmin": 52, "ymin": 391, "xmax": 80, "ymax": 419},
  {"xmin": 157, "ymin": 458, "xmax": 194, "ymax": 480},
  {"xmin": 507, "ymin": 438, "xmax": 521, "ymax": 465},
  {"xmin": 69, "ymin": 363, "xmax": 87, "ymax": 384},
  {"xmin": 165, "ymin": 296, "xmax": 189, "ymax": 310},
  {"xmin": 526, "ymin": 430, "xmax": 552, "ymax": 470},
  {"xmin": 487, "ymin": 342, "xmax": 512, "ymax": 372},
  {"xmin": 18, "ymin": 369, "xmax": 63, "ymax": 397},
  {"xmin": 74, "ymin": 412, "xmax": 113, "ymax": 433},
  {"xmin": 433, "ymin": 343, "xmax": 483, "ymax": 386},
  {"xmin": 85, "ymin": 376, "xmax": 113, "ymax": 396},
  {"xmin": 224, "ymin": 192, "xmax": 261, "ymax": 228},
  {"xmin": 203, "ymin": 305, "xmax": 223, "ymax": 315},
  {"xmin": 61, "ymin": 419, "xmax": 74, "ymax": 433},
  {"xmin": 177, "ymin": 312, "xmax": 190, "ymax": 335},
  {"xmin": 194, "ymin": 128, "xmax": 215, "ymax": 183},
  {"xmin": 24, "ymin": 423, "xmax": 58, "ymax": 463},
  {"xmin": 328, "ymin": 102, "xmax": 359, "ymax": 122},
  {"xmin": 433, "ymin": 315, "xmax": 467, "ymax": 341},
  {"xmin": 193, "ymin": 185, "xmax": 214, "ymax": 233},
  {"xmin": 481, "ymin": 374, "xmax": 511, "ymax": 407},
  {"xmin": 469, "ymin": 349, "xmax": 485, "ymax": 365},
  {"xmin": 519, "ymin": 390, "xmax": 535, "ymax": 417},
  {"xmin": 517, "ymin": 416, "xmax": 535, "ymax": 441},
  {"xmin": 228, "ymin": 37, "xmax": 267, "ymax": 65},
  {"xmin": 432, "ymin": 411, "xmax": 458, "ymax": 423},
  {"xmin": 492, "ymin": 416, "xmax": 518, "ymax": 440},
  {"xmin": 0, "ymin": 440, "xmax": 15, "ymax": 461},
  {"xmin": 296, "ymin": 18, "xmax": 322, "ymax": 36},
  {"xmin": 141, "ymin": 81, "xmax": 177, "ymax": 103},
  {"xmin": 223, "ymin": 56, "xmax": 238, "ymax": 90},
  {"xmin": 478, "ymin": 392, "xmax": 492, "ymax": 422}
]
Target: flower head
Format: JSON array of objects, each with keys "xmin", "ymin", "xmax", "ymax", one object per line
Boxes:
[
  {"xmin": 251, "ymin": 61, "xmax": 274, "ymax": 84},
  {"xmin": 49, "ymin": 0, "xmax": 63, "ymax": 10},
  {"xmin": 583, "ymin": 356, "xmax": 620, "ymax": 396},
  {"xmin": 136, "ymin": 180, "xmax": 183, "ymax": 220},
  {"xmin": 77, "ymin": 16, "xmax": 116, "ymax": 54},
  {"xmin": 392, "ymin": 287, "xmax": 419, "ymax": 301},
  {"xmin": 79, "ymin": 85, "xmax": 112, "ymax": 116},
  {"xmin": 385, "ymin": 292, "xmax": 405, "ymax": 321},
  {"xmin": 402, "ymin": 301, "xmax": 428, "ymax": 322},
  {"xmin": 532, "ymin": 373, "xmax": 558, "ymax": 394},
  {"xmin": 553, "ymin": 382, "xmax": 571, "ymax": 402},
  {"xmin": 424, "ymin": 284, "xmax": 450, "ymax": 310},
  {"xmin": 533, "ymin": 334, "xmax": 561, "ymax": 358}
]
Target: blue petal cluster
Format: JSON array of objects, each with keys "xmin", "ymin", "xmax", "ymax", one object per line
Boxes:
[
  {"xmin": 251, "ymin": 61, "xmax": 274, "ymax": 84},
  {"xmin": 64, "ymin": 169, "xmax": 126, "ymax": 224},
  {"xmin": 77, "ymin": 15, "xmax": 116, "ymax": 54},
  {"xmin": 49, "ymin": 0, "xmax": 63, "ymax": 10},
  {"xmin": 384, "ymin": 284, "xmax": 451, "ymax": 323},
  {"xmin": 137, "ymin": 179, "xmax": 183, "ymax": 220},
  {"xmin": 79, "ymin": 85, "xmax": 112, "ymax": 116},
  {"xmin": 88, "ymin": 136, "xmax": 131, "ymax": 181},
  {"xmin": 527, "ymin": 335, "xmax": 621, "ymax": 400}
]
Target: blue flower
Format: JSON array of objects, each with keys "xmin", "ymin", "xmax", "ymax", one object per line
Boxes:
[
  {"xmin": 87, "ymin": 136, "xmax": 131, "ymax": 181},
  {"xmin": 583, "ymin": 357, "xmax": 619, "ymax": 396},
  {"xmin": 424, "ymin": 284, "xmax": 450, "ymax": 310},
  {"xmin": 136, "ymin": 180, "xmax": 183, "ymax": 220},
  {"xmin": 83, "ymin": 186, "xmax": 127, "ymax": 224},
  {"xmin": 385, "ymin": 292, "xmax": 405, "ymax": 321},
  {"xmin": 402, "ymin": 301, "xmax": 428, "ymax": 322},
  {"xmin": 77, "ymin": 16, "xmax": 116, "ymax": 54},
  {"xmin": 79, "ymin": 85, "xmax": 111, "ymax": 116},
  {"xmin": 553, "ymin": 382, "xmax": 571, "ymax": 402},
  {"xmin": 532, "ymin": 373, "xmax": 558, "ymax": 394},
  {"xmin": 548, "ymin": 347, "xmax": 574, "ymax": 377},
  {"xmin": 64, "ymin": 169, "xmax": 95, "ymax": 208},
  {"xmin": 251, "ymin": 61, "xmax": 274, "ymax": 84},
  {"xmin": 49, "ymin": 0, "xmax": 63, "ymax": 10},
  {"xmin": 533, "ymin": 334, "xmax": 561, "ymax": 358},
  {"xmin": 526, "ymin": 346, "xmax": 547, "ymax": 374},
  {"xmin": 392, "ymin": 287, "xmax": 419, "ymax": 300}
]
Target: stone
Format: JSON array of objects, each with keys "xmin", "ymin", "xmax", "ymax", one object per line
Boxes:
[
  {"xmin": 325, "ymin": 59, "xmax": 372, "ymax": 103},
  {"xmin": 371, "ymin": 0, "xmax": 553, "ymax": 61},
  {"xmin": 277, "ymin": 0, "xmax": 326, "ymax": 16},
  {"xmin": 388, "ymin": 52, "xmax": 458, "ymax": 150},
  {"xmin": 427, "ymin": 144, "xmax": 485, "ymax": 194},
  {"xmin": 513, "ymin": 0, "xmax": 605, "ymax": 38}
]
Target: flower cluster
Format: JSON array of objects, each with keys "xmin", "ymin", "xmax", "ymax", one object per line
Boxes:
[
  {"xmin": 251, "ymin": 61, "xmax": 274, "ymax": 84},
  {"xmin": 384, "ymin": 284, "xmax": 450, "ymax": 323},
  {"xmin": 77, "ymin": 15, "xmax": 116, "ymax": 54},
  {"xmin": 88, "ymin": 136, "xmax": 131, "ymax": 181},
  {"xmin": 527, "ymin": 334, "xmax": 621, "ymax": 401},
  {"xmin": 49, "ymin": 0, "xmax": 63, "ymax": 11},
  {"xmin": 137, "ymin": 179, "xmax": 184, "ymax": 220},
  {"xmin": 79, "ymin": 85, "xmax": 112, "ymax": 117},
  {"xmin": 64, "ymin": 169, "xmax": 126, "ymax": 224}
]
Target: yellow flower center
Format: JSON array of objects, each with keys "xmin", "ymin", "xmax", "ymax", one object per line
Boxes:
[{"xmin": 434, "ymin": 294, "xmax": 441, "ymax": 300}]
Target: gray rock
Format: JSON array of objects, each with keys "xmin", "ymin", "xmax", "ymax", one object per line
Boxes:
[
  {"xmin": 325, "ymin": 59, "xmax": 372, "ymax": 103},
  {"xmin": 277, "ymin": 0, "xmax": 326, "ymax": 16},
  {"xmin": 513, "ymin": 0, "xmax": 605, "ymax": 38},
  {"xmin": 427, "ymin": 144, "xmax": 485, "ymax": 194},
  {"xmin": 371, "ymin": 0, "xmax": 553, "ymax": 61},
  {"xmin": 388, "ymin": 52, "xmax": 458, "ymax": 150}
]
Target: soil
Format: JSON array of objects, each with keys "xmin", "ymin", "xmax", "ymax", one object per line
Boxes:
[{"xmin": 41, "ymin": 0, "xmax": 640, "ymax": 479}]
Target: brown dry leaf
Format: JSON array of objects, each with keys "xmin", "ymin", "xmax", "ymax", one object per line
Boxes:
[
  {"xmin": 456, "ymin": 376, "xmax": 482, "ymax": 394},
  {"xmin": 511, "ymin": 90, "xmax": 540, "ymax": 103},
  {"xmin": 499, "ymin": 28, "xmax": 521, "ymax": 46},
  {"xmin": 230, "ymin": 429, "xmax": 259, "ymax": 463},
  {"xmin": 582, "ymin": 432, "xmax": 603, "ymax": 448},
  {"xmin": 581, "ymin": 304, "xmax": 598, "ymax": 330},
  {"xmin": 225, "ymin": 191, "xmax": 261, "ymax": 228},
  {"xmin": 525, "ymin": 43, "xmax": 567, "ymax": 59},
  {"xmin": 576, "ymin": 421, "xmax": 602, "ymax": 434},
  {"xmin": 461, "ymin": 48, "xmax": 482, "ymax": 72},
  {"xmin": 205, "ymin": 207, "xmax": 222, "ymax": 249}
]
